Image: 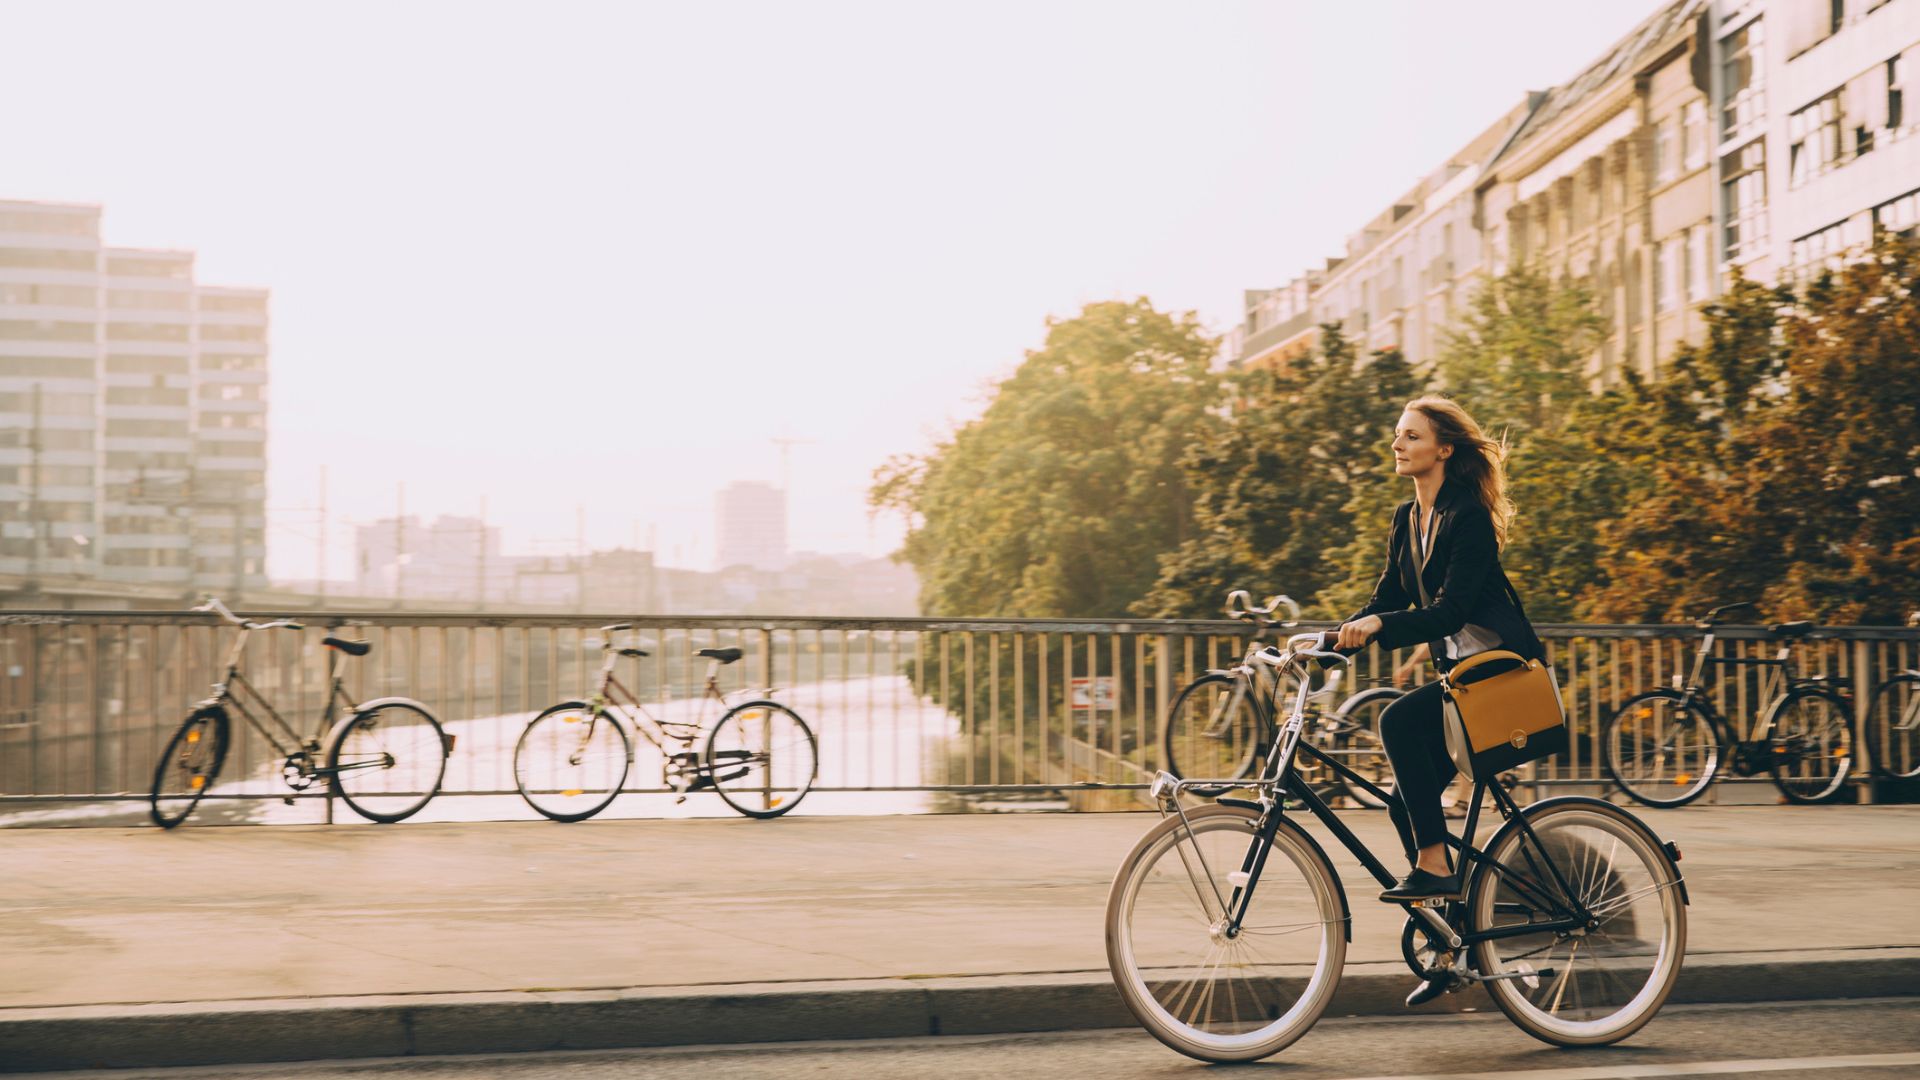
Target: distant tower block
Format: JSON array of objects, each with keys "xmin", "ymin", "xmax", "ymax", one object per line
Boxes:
[{"xmin": 715, "ymin": 480, "xmax": 787, "ymax": 571}]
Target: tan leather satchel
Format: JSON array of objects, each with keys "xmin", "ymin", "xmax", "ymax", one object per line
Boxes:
[{"xmin": 1439, "ymin": 649, "xmax": 1569, "ymax": 780}]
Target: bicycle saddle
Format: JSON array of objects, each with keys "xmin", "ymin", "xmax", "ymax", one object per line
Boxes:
[
  {"xmin": 617, "ymin": 647, "xmax": 650, "ymax": 658},
  {"xmin": 697, "ymin": 647, "xmax": 743, "ymax": 664},
  {"xmin": 1767, "ymin": 621, "xmax": 1814, "ymax": 638},
  {"xmin": 323, "ymin": 636, "xmax": 372, "ymax": 657}
]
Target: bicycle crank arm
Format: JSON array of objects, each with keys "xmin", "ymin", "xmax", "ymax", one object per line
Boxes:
[
  {"xmin": 1476, "ymin": 967, "xmax": 1556, "ymax": 984},
  {"xmin": 322, "ymin": 755, "xmax": 397, "ymax": 775}
]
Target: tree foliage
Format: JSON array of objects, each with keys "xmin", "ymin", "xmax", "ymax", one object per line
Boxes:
[
  {"xmin": 870, "ymin": 298, "xmax": 1221, "ymax": 617},
  {"xmin": 1136, "ymin": 327, "xmax": 1415, "ymax": 619}
]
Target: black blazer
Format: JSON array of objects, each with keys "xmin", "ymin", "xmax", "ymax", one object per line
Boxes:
[{"xmin": 1347, "ymin": 479, "xmax": 1544, "ymax": 672}]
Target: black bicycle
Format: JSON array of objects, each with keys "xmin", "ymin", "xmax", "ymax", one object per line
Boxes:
[
  {"xmin": 151, "ymin": 599, "xmax": 453, "ymax": 827},
  {"xmin": 1863, "ymin": 609, "xmax": 1920, "ymax": 780},
  {"xmin": 1108, "ymin": 631, "xmax": 1688, "ymax": 1062},
  {"xmin": 1601, "ymin": 602, "xmax": 1855, "ymax": 808},
  {"xmin": 1161, "ymin": 591, "xmax": 1401, "ymax": 807}
]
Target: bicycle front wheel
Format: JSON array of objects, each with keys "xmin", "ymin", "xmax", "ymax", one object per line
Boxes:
[
  {"xmin": 329, "ymin": 701, "xmax": 449, "ymax": 823},
  {"xmin": 150, "ymin": 707, "xmax": 230, "ymax": 829},
  {"xmin": 1866, "ymin": 672, "xmax": 1920, "ymax": 779},
  {"xmin": 1331, "ymin": 686, "xmax": 1400, "ymax": 809},
  {"xmin": 1162, "ymin": 673, "xmax": 1263, "ymax": 796},
  {"xmin": 514, "ymin": 701, "xmax": 633, "ymax": 822},
  {"xmin": 704, "ymin": 701, "xmax": 817, "ymax": 819},
  {"xmin": 1765, "ymin": 687, "xmax": 1854, "ymax": 804},
  {"xmin": 1602, "ymin": 691, "xmax": 1719, "ymax": 808},
  {"xmin": 1469, "ymin": 798, "xmax": 1687, "ymax": 1047},
  {"xmin": 1105, "ymin": 804, "xmax": 1346, "ymax": 1063}
]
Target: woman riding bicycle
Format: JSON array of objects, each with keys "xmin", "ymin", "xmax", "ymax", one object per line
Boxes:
[{"xmin": 1332, "ymin": 395, "xmax": 1544, "ymax": 998}]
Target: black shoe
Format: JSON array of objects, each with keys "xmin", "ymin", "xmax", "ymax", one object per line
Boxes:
[
  {"xmin": 1379, "ymin": 867, "xmax": 1463, "ymax": 903},
  {"xmin": 1405, "ymin": 973, "xmax": 1454, "ymax": 1007}
]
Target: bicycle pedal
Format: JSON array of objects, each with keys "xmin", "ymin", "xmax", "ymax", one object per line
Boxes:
[
  {"xmin": 673, "ymin": 795, "xmax": 687, "ymax": 805},
  {"xmin": 1409, "ymin": 896, "xmax": 1451, "ymax": 909}
]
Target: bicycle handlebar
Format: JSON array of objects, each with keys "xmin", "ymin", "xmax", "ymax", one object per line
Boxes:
[
  {"xmin": 191, "ymin": 597, "xmax": 302, "ymax": 632},
  {"xmin": 1698, "ymin": 601, "xmax": 1756, "ymax": 628},
  {"xmin": 1224, "ymin": 590, "xmax": 1302, "ymax": 624}
]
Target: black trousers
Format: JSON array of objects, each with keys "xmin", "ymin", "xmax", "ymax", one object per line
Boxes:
[{"xmin": 1378, "ymin": 680, "xmax": 1458, "ymax": 864}]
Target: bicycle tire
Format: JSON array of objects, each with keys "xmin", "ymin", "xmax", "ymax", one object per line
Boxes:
[
  {"xmin": 328, "ymin": 700, "xmax": 449, "ymax": 823},
  {"xmin": 1331, "ymin": 686, "xmax": 1401, "ymax": 809},
  {"xmin": 150, "ymin": 706, "xmax": 231, "ymax": 829},
  {"xmin": 1864, "ymin": 672, "xmax": 1920, "ymax": 780},
  {"xmin": 514, "ymin": 701, "xmax": 633, "ymax": 822},
  {"xmin": 1105, "ymin": 804, "xmax": 1346, "ymax": 1063},
  {"xmin": 704, "ymin": 701, "xmax": 817, "ymax": 819},
  {"xmin": 1468, "ymin": 797, "xmax": 1687, "ymax": 1047},
  {"xmin": 1601, "ymin": 690, "xmax": 1719, "ymax": 808},
  {"xmin": 1161, "ymin": 673, "xmax": 1264, "ymax": 797},
  {"xmin": 1763, "ymin": 686, "xmax": 1855, "ymax": 804}
]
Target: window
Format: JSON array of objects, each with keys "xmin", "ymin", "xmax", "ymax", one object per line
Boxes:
[
  {"xmin": 1654, "ymin": 238, "xmax": 1681, "ymax": 313},
  {"xmin": 106, "ymin": 256, "xmax": 192, "ymax": 280},
  {"xmin": 1789, "ymin": 220, "xmax": 1848, "ymax": 271},
  {"xmin": 1891, "ymin": 55, "xmax": 1905, "ymax": 132},
  {"xmin": 1682, "ymin": 101, "xmax": 1708, "ymax": 169},
  {"xmin": 0, "ymin": 282, "xmax": 96, "ymax": 306},
  {"xmin": 197, "ymin": 293, "xmax": 266, "ymax": 314},
  {"xmin": 198, "ymin": 323, "xmax": 265, "ymax": 343},
  {"xmin": 0, "ymin": 319, "xmax": 94, "ymax": 342},
  {"xmin": 1724, "ymin": 139, "xmax": 1768, "ymax": 262},
  {"xmin": 1688, "ymin": 223, "xmax": 1712, "ymax": 300},
  {"xmin": 1875, "ymin": 188, "xmax": 1920, "ymax": 236},
  {"xmin": 0, "ymin": 247, "xmax": 95, "ymax": 272},
  {"xmin": 0, "ymin": 428, "xmax": 92, "ymax": 451},
  {"xmin": 0, "ymin": 391, "xmax": 93, "ymax": 415},
  {"xmin": 1789, "ymin": 90, "xmax": 1844, "ymax": 188},
  {"xmin": 1653, "ymin": 120, "xmax": 1677, "ymax": 183},
  {"xmin": 1723, "ymin": 20, "xmax": 1767, "ymax": 141},
  {"xmin": 105, "ymin": 321, "xmax": 189, "ymax": 342},
  {"xmin": 107, "ymin": 289, "xmax": 191, "ymax": 311},
  {"xmin": 106, "ymin": 386, "xmax": 189, "ymax": 407},
  {"xmin": 104, "ymin": 417, "xmax": 191, "ymax": 438},
  {"xmin": 0, "ymin": 210, "xmax": 96, "ymax": 237},
  {"xmin": 200, "ymin": 353, "xmax": 266, "ymax": 372},
  {"xmin": 199, "ymin": 382, "xmax": 266, "ymax": 403},
  {"xmin": 106, "ymin": 354, "xmax": 189, "ymax": 375}
]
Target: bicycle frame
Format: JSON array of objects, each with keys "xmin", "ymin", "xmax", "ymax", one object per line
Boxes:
[
  {"xmin": 578, "ymin": 634, "xmax": 751, "ymax": 756},
  {"xmin": 205, "ymin": 627, "xmax": 384, "ymax": 779},
  {"xmin": 1156, "ymin": 641, "xmax": 1594, "ymax": 958}
]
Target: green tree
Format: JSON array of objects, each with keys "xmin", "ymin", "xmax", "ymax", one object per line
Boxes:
[
  {"xmin": 870, "ymin": 298, "xmax": 1221, "ymax": 617},
  {"xmin": 1139, "ymin": 326, "xmax": 1417, "ymax": 619}
]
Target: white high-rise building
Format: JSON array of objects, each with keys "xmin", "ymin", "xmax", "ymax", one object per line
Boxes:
[
  {"xmin": 0, "ymin": 198, "xmax": 269, "ymax": 596},
  {"xmin": 715, "ymin": 480, "xmax": 787, "ymax": 572}
]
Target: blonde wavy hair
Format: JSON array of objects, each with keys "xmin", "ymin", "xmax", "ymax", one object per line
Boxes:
[{"xmin": 1406, "ymin": 395, "xmax": 1514, "ymax": 550}]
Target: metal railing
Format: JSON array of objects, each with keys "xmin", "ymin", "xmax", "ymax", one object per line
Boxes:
[{"xmin": 2, "ymin": 610, "xmax": 1916, "ymax": 822}]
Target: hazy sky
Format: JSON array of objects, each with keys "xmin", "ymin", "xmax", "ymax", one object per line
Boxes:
[{"xmin": 3, "ymin": 0, "xmax": 1659, "ymax": 578}]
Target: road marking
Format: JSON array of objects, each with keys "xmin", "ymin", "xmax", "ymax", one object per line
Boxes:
[{"xmin": 1333, "ymin": 1050, "xmax": 1920, "ymax": 1080}]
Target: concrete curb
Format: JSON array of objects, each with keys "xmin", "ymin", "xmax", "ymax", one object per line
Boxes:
[{"xmin": 4, "ymin": 948, "xmax": 1917, "ymax": 1073}]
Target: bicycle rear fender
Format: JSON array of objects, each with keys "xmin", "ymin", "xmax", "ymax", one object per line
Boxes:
[
  {"xmin": 1482, "ymin": 795, "xmax": 1690, "ymax": 907},
  {"xmin": 324, "ymin": 696, "xmax": 445, "ymax": 757}
]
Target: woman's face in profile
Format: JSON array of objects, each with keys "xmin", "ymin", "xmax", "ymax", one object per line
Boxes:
[{"xmin": 1391, "ymin": 409, "xmax": 1447, "ymax": 479}]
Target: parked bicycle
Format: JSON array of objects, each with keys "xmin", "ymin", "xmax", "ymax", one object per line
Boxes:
[
  {"xmin": 1601, "ymin": 602, "xmax": 1855, "ymax": 807},
  {"xmin": 1863, "ymin": 609, "xmax": 1920, "ymax": 780},
  {"xmin": 150, "ymin": 599, "xmax": 453, "ymax": 828},
  {"xmin": 1108, "ymin": 631, "xmax": 1688, "ymax": 1062},
  {"xmin": 1161, "ymin": 591, "xmax": 1400, "ymax": 807},
  {"xmin": 512, "ymin": 625, "xmax": 819, "ymax": 820}
]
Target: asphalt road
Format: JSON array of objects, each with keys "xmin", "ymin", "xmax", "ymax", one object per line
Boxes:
[{"xmin": 20, "ymin": 997, "xmax": 1920, "ymax": 1079}]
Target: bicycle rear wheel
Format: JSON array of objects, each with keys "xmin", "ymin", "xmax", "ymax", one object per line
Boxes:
[
  {"xmin": 1866, "ymin": 672, "xmax": 1920, "ymax": 779},
  {"xmin": 1602, "ymin": 691, "xmax": 1719, "ymax": 808},
  {"xmin": 514, "ymin": 701, "xmax": 632, "ymax": 822},
  {"xmin": 704, "ymin": 701, "xmax": 817, "ymax": 819},
  {"xmin": 1105, "ymin": 805, "xmax": 1346, "ymax": 1063},
  {"xmin": 1469, "ymin": 798, "xmax": 1686, "ymax": 1047},
  {"xmin": 1161, "ymin": 673, "xmax": 1263, "ymax": 796},
  {"xmin": 329, "ymin": 701, "xmax": 449, "ymax": 823},
  {"xmin": 150, "ymin": 707, "xmax": 230, "ymax": 829},
  {"xmin": 1765, "ymin": 687, "xmax": 1854, "ymax": 804}
]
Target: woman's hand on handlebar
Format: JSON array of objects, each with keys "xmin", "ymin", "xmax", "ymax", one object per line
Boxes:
[{"xmin": 1333, "ymin": 615, "xmax": 1382, "ymax": 652}]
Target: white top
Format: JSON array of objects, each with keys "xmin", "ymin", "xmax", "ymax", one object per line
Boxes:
[{"xmin": 1416, "ymin": 501, "xmax": 1504, "ymax": 662}]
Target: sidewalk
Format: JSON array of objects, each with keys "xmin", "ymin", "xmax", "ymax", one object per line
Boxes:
[{"xmin": 3, "ymin": 804, "xmax": 1917, "ymax": 1071}]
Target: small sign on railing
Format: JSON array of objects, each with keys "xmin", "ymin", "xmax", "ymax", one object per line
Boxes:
[{"xmin": 1071, "ymin": 675, "xmax": 1116, "ymax": 712}]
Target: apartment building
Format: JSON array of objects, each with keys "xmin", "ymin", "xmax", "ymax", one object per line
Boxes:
[
  {"xmin": 0, "ymin": 198, "xmax": 269, "ymax": 596},
  {"xmin": 1479, "ymin": 0, "xmax": 1714, "ymax": 381},
  {"xmin": 1758, "ymin": 0, "xmax": 1920, "ymax": 279},
  {"xmin": 0, "ymin": 202, "xmax": 103, "ymax": 581}
]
